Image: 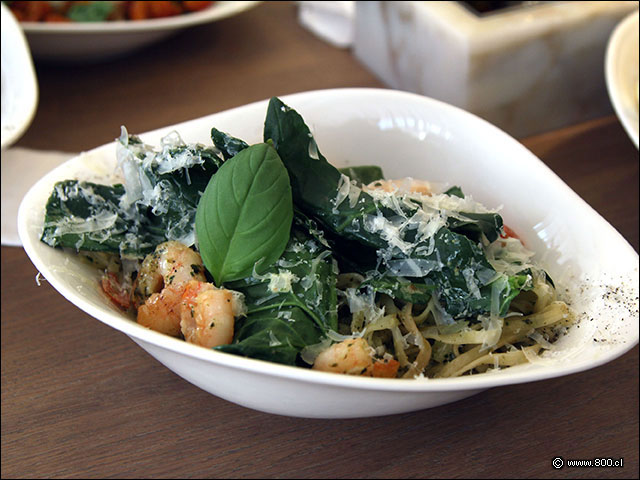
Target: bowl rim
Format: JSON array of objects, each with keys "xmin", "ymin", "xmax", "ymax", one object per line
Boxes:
[{"xmin": 17, "ymin": 87, "xmax": 640, "ymax": 393}]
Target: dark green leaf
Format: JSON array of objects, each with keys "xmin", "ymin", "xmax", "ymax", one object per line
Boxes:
[
  {"xmin": 225, "ymin": 215, "xmax": 338, "ymax": 332},
  {"xmin": 263, "ymin": 96, "xmax": 518, "ymax": 319},
  {"xmin": 361, "ymin": 273, "xmax": 436, "ymax": 304},
  {"xmin": 437, "ymin": 186, "xmax": 504, "ymax": 242},
  {"xmin": 500, "ymin": 274, "xmax": 534, "ymax": 316},
  {"xmin": 218, "ymin": 217, "xmax": 337, "ymax": 366},
  {"xmin": 339, "ymin": 165, "xmax": 385, "ymax": 185},
  {"xmin": 447, "ymin": 212, "xmax": 504, "ymax": 243},
  {"xmin": 41, "ymin": 137, "xmax": 224, "ymax": 257},
  {"xmin": 42, "ymin": 180, "xmax": 145, "ymax": 254},
  {"xmin": 444, "ymin": 186, "xmax": 464, "ymax": 198},
  {"xmin": 264, "ymin": 97, "xmax": 342, "ymax": 215},
  {"xmin": 210, "ymin": 127, "xmax": 249, "ymax": 160},
  {"xmin": 215, "ymin": 307, "xmax": 322, "ymax": 366},
  {"xmin": 293, "ymin": 208, "xmax": 378, "ymax": 274}
]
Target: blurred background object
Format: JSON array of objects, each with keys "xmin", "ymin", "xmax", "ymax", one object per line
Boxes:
[
  {"xmin": 7, "ymin": 1, "xmax": 261, "ymax": 62},
  {"xmin": 605, "ymin": 10, "xmax": 639, "ymax": 148},
  {"xmin": 297, "ymin": 0, "xmax": 355, "ymax": 48},
  {"xmin": 1, "ymin": 2, "xmax": 38, "ymax": 149},
  {"xmin": 6, "ymin": 1, "xmax": 216, "ymax": 23},
  {"xmin": 351, "ymin": 1, "xmax": 639, "ymax": 138}
]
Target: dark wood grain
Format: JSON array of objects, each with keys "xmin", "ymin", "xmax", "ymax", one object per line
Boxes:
[{"xmin": 2, "ymin": 2, "xmax": 638, "ymax": 478}]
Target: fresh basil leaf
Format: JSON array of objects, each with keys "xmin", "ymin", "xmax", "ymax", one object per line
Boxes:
[{"xmin": 195, "ymin": 143, "xmax": 293, "ymax": 285}]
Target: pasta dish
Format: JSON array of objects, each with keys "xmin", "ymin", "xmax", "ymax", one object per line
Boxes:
[{"xmin": 40, "ymin": 97, "xmax": 574, "ymax": 379}]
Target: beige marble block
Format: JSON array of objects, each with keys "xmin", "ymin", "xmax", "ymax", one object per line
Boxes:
[{"xmin": 354, "ymin": 1, "xmax": 639, "ymax": 138}]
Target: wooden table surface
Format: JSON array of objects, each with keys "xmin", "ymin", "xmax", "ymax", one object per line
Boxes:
[{"xmin": 2, "ymin": 2, "xmax": 638, "ymax": 478}]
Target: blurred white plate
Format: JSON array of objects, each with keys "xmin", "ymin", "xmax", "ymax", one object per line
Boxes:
[
  {"xmin": 1, "ymin": 2, "xmax": 38, "ymax": 149},
  {"xmin": 18, "ymin": 88, "xmax": 639, "ymax": 418},
  {"xmin": 19, "ymin": 1, "xmax": 261, "ymax": 62},
  {"xmin": 605, "ymin": 9, "xmax": 639, "ymax": 148}
]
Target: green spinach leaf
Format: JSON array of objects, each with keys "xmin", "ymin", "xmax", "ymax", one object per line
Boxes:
[
  {"xmin": 210, "ymin": 127, "xmax": 249, "ymax": 160},
  {"xmin": 441, "ymin": 187, "xmax": 503, "ymax": 242},
  {"xmin": 263, "ymin": 96, "xmax": 518, "ymax": 318},
  {"xmin": 444, "ymin": 186, "xmax": 464, "ymax": 198},
  {"xmin": 41, "ymin": 180, "xmax": 160, "ymax": 254},
  {"xmin": 41, "ymin": 135, "xmax": 224, "ymax": 257},
  {"xmin": 361, "ymin": 273, "xmax": 436, "ymax": 304},
  {"xmin": 215, "ymin": 307, "xmax": 322, "ymax": 366},
  {"xmin": 218, "ymin": 216, "xmax": 338, "ymax": 366},
  {"xmin": 225, "ymin": 215, "xmax": 338, "ymax": 332},
  {"xmin": 339, "ymin": 165, "xmax": 385, "ymax": 185}
]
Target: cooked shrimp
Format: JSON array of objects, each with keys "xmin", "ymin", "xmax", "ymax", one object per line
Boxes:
[
  {"xmin": 180, "ymin": 279, "xmax": 215, "ymax": 308},
  {"xmin": 132, "ymin": 241, "xmax": 206, "ymax": 307},
  {"xmin": 101, "ymin": 272, "xmax": 132, "ymax": 311},
  {"xmin": 365, "ymin": 178, "xmax": 432, "ymax": 195},
  {"xmin": 137, "ymin": 284, "xmax": 185, "ymax": 337},
  {"xmin": 133, "ymin": 242, "xmax": 243, "ymax": 346},
  {"xmin": 312, "ymin": 338, "xmax": 400, "ymax": 378},
  {"xmin": 371, "ymin": 357, "xmax": 401, "ymax": 378},
  {"xmin": 180, "ymin": 280, "xmax": 235, "ymax": 348}
]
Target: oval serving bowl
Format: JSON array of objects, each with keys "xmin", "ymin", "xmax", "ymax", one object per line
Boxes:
[{"xmin": 18, "ymin": 88, "xmax": 639, "ymax": 419}]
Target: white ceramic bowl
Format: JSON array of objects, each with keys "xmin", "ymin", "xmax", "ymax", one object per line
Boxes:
[
  {"xmin": 1, "ymin": 2, "xmax": 38, "ymax": 149},
  {"xmin": 18, "ymin": 1, "xmax": 261, "ymax": 62},
  {"xmin": 18, "ymin": 89, "xmax": 639, "ymax": 418},
  {"xmin": 605, "ymin": 9, "xmax": 639, "ymax": 149}
]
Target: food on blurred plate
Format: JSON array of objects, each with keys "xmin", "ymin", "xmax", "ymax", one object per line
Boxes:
[
  {"xmin": 6, "ymin": 1, "xmax": 215, "ymax": 22},
  {"xmin": 460, "ymin": 1, "xmax": 531, "ymax": 14},
  {"xmin": 39, "ymin": 97, "xmax": 574, "ymax": 379}
]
